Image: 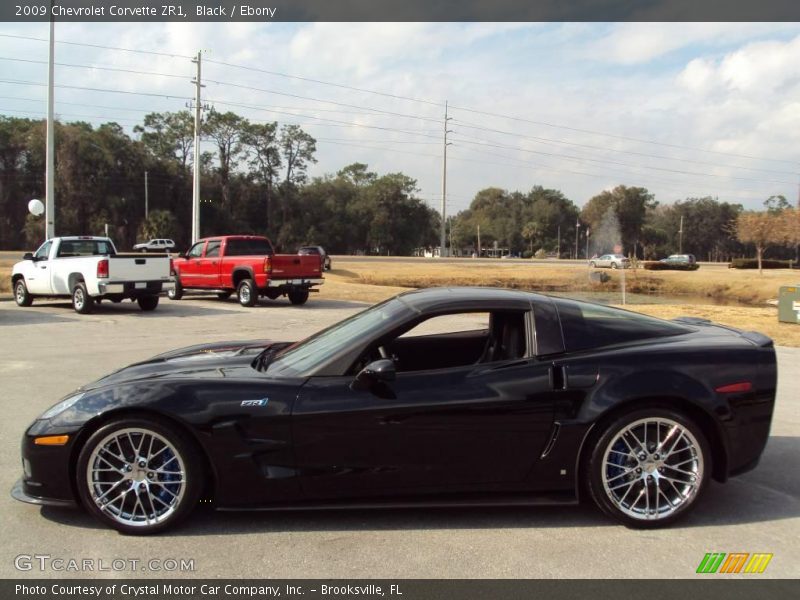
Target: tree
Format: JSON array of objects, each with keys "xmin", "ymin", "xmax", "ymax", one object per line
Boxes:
[
  {"xmin": 241, "ymin": 121, "xmax": 281, "ymax": 231},
  {"xmin": 280, "ymin": 124, "xmax": 317, "ymax": 186},
  {"xmin": 137, "ymin": 209, "xmax": 179, "ymax": 242},
  {"xmin": 581, "ymin": 185, "xmax": 656, "ymax": 256},
  {"xmin": 522, "ymin": 221, "xmax": 538, "ymax": 255},
  {"xmin": 733, "ymin": 211, "xmax": 782, "ymax": 274},
  {"xmin": 204, "ymin": 110, "xmax": 246, "ymax": 214},
  {"xmin": 764, "ymin": 195, "xmax": 791, "ymax": 214},
  {"xmin": 778, "ymin": 208, "xmax": 800, "ymax": 264}
]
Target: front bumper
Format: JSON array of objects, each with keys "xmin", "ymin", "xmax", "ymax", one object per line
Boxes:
[
  {"xmin": 11, "ymin": 478, "xmax": 76, "ymax": 508},
  {"xmin": 98, "ymin": 280, "xmax": 174, "ymax": 296}
]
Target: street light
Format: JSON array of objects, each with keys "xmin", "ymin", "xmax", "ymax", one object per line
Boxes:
[{"xmin": 575, "ymin": 219, "xmax": 581, "ymax": 259}]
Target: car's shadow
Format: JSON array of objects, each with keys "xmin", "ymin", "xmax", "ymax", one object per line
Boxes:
[
  {"xmin": 39, "ymin": 435, "xmax": 799, "ymax": 535},
  {"xmin": 15, "ymin": 301, "xmax": 239, "ymax": 319}
]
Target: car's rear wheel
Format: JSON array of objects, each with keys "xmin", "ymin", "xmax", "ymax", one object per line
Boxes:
[
  {"xmin": 14, "ymin": 279, "xmax": 33, "ymax": 307},
  {"xmin": 589, "ymin": 261, "xmax": 596, "ymax": 268},
  {"xmin": 238, "ymin": 279, "xmax": 257, "ymax": 307},
  {"xmin": 288, "ymin": 289, "xmax": 309, "ymax": 305},
  {"xmin": 72, "ymin": 282, "xmax": 93, "ymax": 314},
  {"xmin": 137, "ymin": 296, "xmax": 159, "ymax": 311},
  {"xmin": 168, "ymin": 279, "xmax": 183, "ymax": 300},
  {"xmin": 587, "ymin": 408, "xmax": 709, "ymax": 528},
  {"xmin": 76, "ymin": 417, "xmax": 202, "ymax": 535}
]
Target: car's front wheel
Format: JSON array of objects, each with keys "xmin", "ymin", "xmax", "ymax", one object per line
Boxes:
[
  {"xmin": 14, "ymin": 279, "xmax": 33, "ymax": 307},
  {"xmin": 76, "ymin": 417, "xmax": 202, "ymax": 535},
  {"xmin": 586, "ymin": 408, "xmax": 710, "ymax": 528}
]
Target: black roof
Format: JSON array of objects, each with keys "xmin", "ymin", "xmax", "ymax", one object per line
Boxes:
[{"xmin": 395, "ymin": 286, "xmax": 546, "ymax": 313}]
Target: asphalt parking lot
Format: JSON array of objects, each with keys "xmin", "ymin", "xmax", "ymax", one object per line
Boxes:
[{"xmin": 0, "ymin": 294, "xmax": 798, "ymax": 579}]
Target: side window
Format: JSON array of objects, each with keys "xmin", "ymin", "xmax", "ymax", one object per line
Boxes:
[
  {"xmin": 554, "ymin": 299, "xmax": 690, "ymax": 352},
  {"xmin": 187, "ymin": 242, "xmax": 205, "ymax": 258},
  {"xmin": 205, "ymin": 241, "xmax": 221, "ymax": 257},
  {"xmin": 376, "ymin": 310, "xmax": 527, "ymax": 374},
  {"xmin": 34, "ymin": 241, "xmax": 52, "ymax": 259}
]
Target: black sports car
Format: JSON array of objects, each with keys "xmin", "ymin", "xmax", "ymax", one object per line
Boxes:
[{"xmin": 12, "ymin": 287, "xmax": 776, "ymax": 534}]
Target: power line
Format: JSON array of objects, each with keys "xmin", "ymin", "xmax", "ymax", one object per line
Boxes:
[
  {"xmin": 449, "ymin": 135, "xmax": 794, "ymax": 186},
  {"xmin": 0, "ymin": 107, "xmax": 141, "ymax": 123},
  {"xmin": 450, "ymin": 118, "xmax": 797, "ymax": 177},
  {"xmin": 0, "ymin": 33, "xmax": 193, "ymax": 59},
  {"xmin": 448, "ymin": 104, "xmax": 796, "ymax": 165},
  {"xmin": 0, "ymin": 78, "xmax": 191, "ymax": 101},
  {"xmin": 203, "ymin": 58, "xmax": 444, "ymax": 107},
  {"xmin": 0, "ymin": 56, "xmax": 188, "ymax": 80},
  {"xmin": 204, "ymin": 78, "xmax": 440, "ymax": 124}
]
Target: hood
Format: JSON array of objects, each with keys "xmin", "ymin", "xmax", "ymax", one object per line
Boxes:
[{"xmin": 82, "ymin": 339, "xmax": 292, "ymax": 390}]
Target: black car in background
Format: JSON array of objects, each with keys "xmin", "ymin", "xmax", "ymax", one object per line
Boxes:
[
  {"xmin": 12, "ymin": 287, "xmax": 776, "ymax": 534},
  {"xmin": 298, "ymin": 245, "xmax": 331, "ymax": 271}
]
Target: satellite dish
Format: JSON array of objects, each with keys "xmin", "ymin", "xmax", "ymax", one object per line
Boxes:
[{"xmin": 28, "ymin": 199, "xmax": 44, "ymax": 216}]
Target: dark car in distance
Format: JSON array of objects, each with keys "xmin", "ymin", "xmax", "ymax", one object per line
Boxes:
[
  {"xmin": 298, "ymin": 245, "xmax": 331, "ymax": 271},
  {"xmin": 12, "ymin": 287, "xmax": 776, "ymax": 534}
]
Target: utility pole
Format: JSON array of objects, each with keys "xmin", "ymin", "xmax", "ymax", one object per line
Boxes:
[
  {"xmin": 190, "ymin": 51, "xmax": 204, "ymax": 243},
  {"xmin": 575, "ymin": 219, "xmax": 581, "ymax": 259},
  {"xmin": 557, "ymin": 225, "xmax": 561, "ymax": 259},
  {"xmin": 440, "ymin": 100, "xmax": 452, "ymax": 258},
  {"xmin": 678, "ymin": 214, "xmax": 684, "ymax": 254},
  {"xmin": 45, "ymin": 1, "xmax": 55, "ymax": 239},
  {"xmin": 477, "ymin": 224, "xmax": 481, "ymax": 258},
  {"xmin": 586, "ymin": 227, "xmax": 590, "ymax": 260},
  {"xmin": 144, "ymin": 171, "xmax": 149, "ymax": 219}
]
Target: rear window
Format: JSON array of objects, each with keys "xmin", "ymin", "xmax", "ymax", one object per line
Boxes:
[
  {"xmin": 57, "ymin": 239, "xmax": 115, "ymax": 257},
  {"xmin": 553, "ymin": 299, "xmax": 690, "ymax": 352},
  {"xmin": 225, "ymin": 238, "xmax": 273, "ymax": 256},
  {"xmin": 299, "ymin": 247, "xmax": 320, "ymax": 255}
]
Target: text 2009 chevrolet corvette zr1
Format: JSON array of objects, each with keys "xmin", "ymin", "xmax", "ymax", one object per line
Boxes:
[{"xmin": 12, "ymin": 287, "xmax": 776, "ymax": 534}]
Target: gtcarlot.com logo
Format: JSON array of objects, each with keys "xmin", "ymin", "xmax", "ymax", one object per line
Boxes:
[{"xmin": 696, "ymin": 552, "xmax": 773, "ymax": 574}]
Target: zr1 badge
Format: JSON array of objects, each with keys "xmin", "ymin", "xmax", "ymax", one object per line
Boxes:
[{"xmin": 241, "ymin": 398, "xmax": 269, "ymax": 407}]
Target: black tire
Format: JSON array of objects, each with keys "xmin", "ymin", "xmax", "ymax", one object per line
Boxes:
[
  {"xmin": 589, "ymin": 262, "xmax": 596, "ymax": 268},
  {"xmin": 611, "ymin": 262, "xmax": 619, "ymax": 269},
  {"xmin": 75, "ymin": 416, "xmax": 203, "ymax": 535},
  {"xmin": 586, "ymin": 407, "xmax": 710, "ymax": 529},
  {"xmin": 14, "ymin": 278, "xmax": 33, "ymax": 307},
  {"xmin": 237, "ymin": 279, "xmax": 257, "ymax": 307},
  {"xmin": 137, "ymin": 296, "xmax": 159, "ymax": 311},
  {"xmin": 216, "ymin": 291, "xmax": 233, "ymax": 301},
  {"xmin": 288, "ymin": 289, "xmax": 309, "ymax": 305},
  {"xmin": 168, "ymin": 279, "xmax": 183, "ymax": 300},
  {"xmin": 72, "ymin": 282, "xmax": 93, "ymax": 314}
]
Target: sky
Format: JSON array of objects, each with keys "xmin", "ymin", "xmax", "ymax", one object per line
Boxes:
[{"xmin": 0, "ymin": 21, "xmax": 798, "ymax": 215}]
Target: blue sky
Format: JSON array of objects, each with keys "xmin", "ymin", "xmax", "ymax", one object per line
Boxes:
[{"xmin": 0, "ymin": 22, "xmax": 798, "ymax": 214}]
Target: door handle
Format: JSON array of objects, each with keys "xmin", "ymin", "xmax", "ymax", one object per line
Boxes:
[
  {"xmin": 40, "ymin": 266, "xmax": 47, "ymax": 269},
  {"xmin": 550, "ymin": 365, "xmax": 567, "ymax": 391}
]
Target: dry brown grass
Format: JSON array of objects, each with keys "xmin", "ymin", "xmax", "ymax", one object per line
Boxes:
[{"xmin": 329, "ymin": 258, "xmax": 798, "ymax": 306}]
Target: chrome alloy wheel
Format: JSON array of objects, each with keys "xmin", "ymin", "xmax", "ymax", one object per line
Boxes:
[
  {"xmin": 601, "ymin": 417, "xmax": 703, "ymax": 521},
  {"xmin": 85, "ymin": 428, "xmax": 186, "ymax": 528},
  {"xmin": 15, "ymin": 281, "xmax": 26, "ymax": 303},
  {"xmin": 239, "ymin": 284, "xmax": 251, "ymax": 304},
  {"xmin": 73, "ymin": 287, "xmax": 85, "ymax": 310}
]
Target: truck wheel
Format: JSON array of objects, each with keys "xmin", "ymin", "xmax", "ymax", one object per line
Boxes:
[
  {"xmin": 137, "ymin": 296, "xmax": 159, "ymax": 311},
  {"xmin": 168, "ymin": 279, "xmax": 183, "ymax": 300},
  {"xmin": 288, "ymin": 289, "xmax": 309, "ymax": 306},
  {"xmin": 238, "ymin": 279, "xmax": 257, "ymax": 307},
  {"xmin": 216, "ymin": 291, "xmax": 233, "ymax": 301},
  {"xmin": 72, "ymin": 282, "xmax": 93, "ymax": 314},
  {"xmin": 14, "ymin": 279, "xmax": 33, "ymax": 307}
]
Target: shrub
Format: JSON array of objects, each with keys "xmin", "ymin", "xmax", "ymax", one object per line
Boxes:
[
  {"xmin": 643, "ymin": 261, "xmax": 700, "ymax": 271},
  {"xmin": 522, "ymin": 250, "xmax": 533, "ymax": 259},
  {"xmin": 534, "ymin": 248, "xmax": 547, "ymax": 259},
  {"xmin": 729, "ymin": 258, "xmax": 797, "ymax": 269}
]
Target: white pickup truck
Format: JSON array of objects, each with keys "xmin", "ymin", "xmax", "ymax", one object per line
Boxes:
[{"xmin": 11, "ymin": 236, "xmax": 175, "ymax": 314}]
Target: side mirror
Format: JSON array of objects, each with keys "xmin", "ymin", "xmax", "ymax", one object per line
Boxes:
[
  {"xmin": 351, "ymin": 359, "xmax": 396, "ymax": 391},
  {"xmin": 23, "ymin": 252, "xmax": 34, "ymax": 261}
]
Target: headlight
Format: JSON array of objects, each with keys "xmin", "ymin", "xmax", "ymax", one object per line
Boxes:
[{"xmin": 40, "ymin": 392, "xmax": 85, "ymax": 420}]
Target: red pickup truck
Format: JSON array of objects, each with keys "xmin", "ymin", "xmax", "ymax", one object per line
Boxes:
[{"xmin": 168, "ymin": 235, "xmax": 323, "ymax": 306}]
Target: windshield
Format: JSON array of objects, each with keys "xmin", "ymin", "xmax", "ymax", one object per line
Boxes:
[{"xmin": 264, "ymin": 297, "xmax": 411, "ymax": 376}]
